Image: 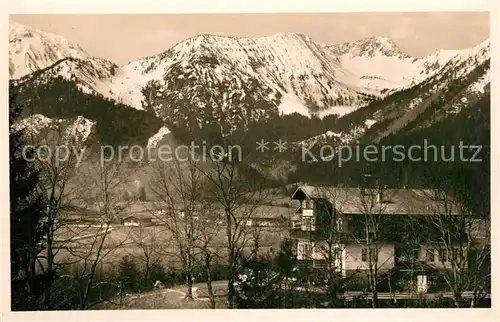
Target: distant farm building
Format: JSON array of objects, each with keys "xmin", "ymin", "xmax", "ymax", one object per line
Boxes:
[
  {"xmin": 242, "ymin": 205, "xmax": 292, "ymax": 228},
  {"xmin": 121, "ymin": 215, "xmax": 153, "ymax": 227}
]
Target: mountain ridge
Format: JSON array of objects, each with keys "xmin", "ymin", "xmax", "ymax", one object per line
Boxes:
[
  {"xmin": 9, "ymin": 21, "xmax": 490, "ymax": 162},
  {"xmin": 10, "ymin": 21, "xmax": 489, "ymax": 116}
]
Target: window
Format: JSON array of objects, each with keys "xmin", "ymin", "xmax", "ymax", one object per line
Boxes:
[
  {"xmin": 298, "ymin": 242, "xmax": 313, "ymax": 259},
  {"xmin": 451, "ymin": 247, "xmax": 462, "ymax": 263},
  {"xmin": 301, "ymin": 198, "xmax": 314, "ymax": 209},
  {"xmin": 426, "ymin": 249, "xmax": 435, "ymax": 262},
  {"xmin": 438, "ymin": 248, "xmax": 448, "ymax": 262},
  {"xmin": 337, "ymin": 218, "xmax": 343, "ymax": 231},
  {"xmin": 302, "ymin": 216, "xmax": 315, "ymax": 231},
  {"xmin": 370, "ymin": 248, "xmax": 378, "ymax": 262},
  {"xmin": 303, "ymin": 217, "xmax": 311, "ymax": 230},
  {"xmin": 304, "ymin": 243, "xmax": 313, "ymax": 258},
  {"xmin": 366, "ymin": 231, "xmax": 376, "ymax": 242},
  {"xmin": 362, "ymin": 247, "xmax": 378, "ymax": 262},
  {"xmin": 362, "ymin": 248, "xmax": 368, "ymax": 262}
]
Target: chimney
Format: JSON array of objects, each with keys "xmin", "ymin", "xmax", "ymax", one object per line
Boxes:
[
  {"xmin": 404, "ymin": 167, "xmax": 408, "ymax": 188},
  {"xmin": 377, "ymin": 191, "xmax": 383, "ymax": 203}
]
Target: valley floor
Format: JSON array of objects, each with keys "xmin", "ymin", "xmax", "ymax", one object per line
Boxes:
[{"xmin": 97, "ymin": 280, "xmax": 485, "ymax": 310}]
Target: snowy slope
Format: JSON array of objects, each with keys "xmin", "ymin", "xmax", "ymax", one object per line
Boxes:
[
  {"xmin": 315, "ymin": 38, "xmax": 490, "ymax": 145},
  {"xmin": 327, "ymin": 36, "xmax": 467, "ymax": 96},
  {"xmin": 122, "ymin": 32, "xmax": 373, "ymax": 118},
  {"xmin": 9, "ymin": 21, "xmax": 149, "ymax": 110}
]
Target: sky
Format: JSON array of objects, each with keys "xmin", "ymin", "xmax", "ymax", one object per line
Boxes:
[{"xmin": 11, "ymin": 12, "xmax": 490, "ymax": 65}]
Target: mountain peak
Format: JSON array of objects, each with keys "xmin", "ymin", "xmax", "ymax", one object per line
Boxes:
[
  {"xmin": 332, "ymin": 35, "xmax": 408, "ymax": 58},
  {"xmin": 174, "ymin": 31, "xmax": 311, "ymax": 47},
  {"xmin": 359, "ymin": 35, "xmax": 398, "ymax": 47},
  {"xmin": 10, "ymin": 21, "xmax": 87, "ymax": 52},
  {"xmin": 268, "ymin": 31, "xmax": 309, "ymax": 40},
  {"xmin": 475, "ymin": 37, "xmax": 490, "ymax": 51},
  {"xmin": 9, "ymin": 20, "xmax": 89, "ymax": 79}
]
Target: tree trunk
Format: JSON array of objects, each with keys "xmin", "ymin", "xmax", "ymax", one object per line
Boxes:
[
  {"xmin": 143, "ymin": 268, "xmax": 150, "ymax": 287},
  {"xmin": 453, "ymin": 291, "xmax": 462, "ymax": 308},
  {"xmin": 225, "ymin": 212, "xmax": 236, "ymax": 309},
  {"xmin": 119, "ymin": 282, "xmax": 123, "ymax": 306},
  {"xmin": 43, "ymin": 221, "xmax": 55, "ymax": 309},
  {"xmin": 370, "ymin": 273, "xmax": 378, "ymax": 308},
  {"xmin": 186, "ymin": 271, "xmax": 193, "ymax": 300},
  {"xmin": 185, "ymin": 253, "xmax": 194, "ymax": 300},
  {"xmin": 227, "ymin": 258, "xmax": 236, "ymax": 309},
  {"xmin": 205, "ymin": 256, "xmax": 216, "ymax": 309},
  {"xmin": 43, "ymin": 258, "xmax": 53, "ymax": 308},
  {"xmin": 371, "ymin": 286, "xmax": 378, "ymax": 308}
]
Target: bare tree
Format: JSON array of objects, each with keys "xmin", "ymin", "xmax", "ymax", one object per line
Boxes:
[
  {"xmin": 149, "ymin": 156, "xmax": 208, "ymax": 300},
  {"xmin": 195, "ymin": 159, "xmax": 270, "ymax": 308},
  {"xmin": 248, "ymin": 223, "xmax": 265, "ymax": 260},
  {"xmin": 128, "ymin": 227, "xmax": 162, "ymax": 285},
  {"xmin": 63, "ymin": 158, "xmax": 135, "ymax": 309},
  {"xmin": 195, "ymin": 215, "xmax": 223, "ymax": 309},
  {"xmin": 312, "ymin": 186, "xmax": 351, "ymax": 306},
  {"xmin": 417, "ymin": 188, "xmax": 490, "ymax": 307},
  {"xmin": 347, "ymin": 177, "xmax": 394, "ymax": 308},
  {"xmin": 15, "ymin": 116, "xmax": 91, "ymax": 308}
]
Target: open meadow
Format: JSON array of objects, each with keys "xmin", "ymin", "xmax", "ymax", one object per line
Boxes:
[{"xmin": 51, "ymin": 222, "xmax": 289, "ymax": 272}]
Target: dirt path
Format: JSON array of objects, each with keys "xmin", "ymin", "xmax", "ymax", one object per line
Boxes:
[{"xmin": 100, "ymin": 280, "xmax": 229, "ymax": 309}]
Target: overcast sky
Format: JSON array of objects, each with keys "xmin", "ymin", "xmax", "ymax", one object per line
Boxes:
[{"xmin": 11, "ymin": 12, "xmax": 489, "ymax": 65}]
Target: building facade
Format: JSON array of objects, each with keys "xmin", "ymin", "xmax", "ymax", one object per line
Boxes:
[{"xmin": 288, "ymin": 185, "xmax": 484, "ymax": 293}]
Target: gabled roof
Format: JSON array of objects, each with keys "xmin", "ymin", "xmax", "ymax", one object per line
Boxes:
[{"xmin": 291, "ymin": 185, "xmax": 460, "ymax": 216}]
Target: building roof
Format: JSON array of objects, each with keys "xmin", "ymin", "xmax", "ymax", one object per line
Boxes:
[{"xmin": 291, "ymin": 185, "xmax": 461, "ymax": 216}]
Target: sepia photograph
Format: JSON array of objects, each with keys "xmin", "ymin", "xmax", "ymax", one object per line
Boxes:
[{"xmin": 6, "ymin": 7, "xmax": 491, "ymax": 314}]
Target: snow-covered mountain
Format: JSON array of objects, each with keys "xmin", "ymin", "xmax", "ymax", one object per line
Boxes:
[
  {"xmin": 9, "ymin": 20, "xmax": 490, "ymax": 150},
  {"xmin": 306, "ymin": 38, "xmax": 490, "ymax": 147},
  {"xmin": 10, "ymin": 24, "xmax": 372, "ymax": 117},
  {"xmin": 132, "ymin": 32, "xmax": 374, "ymax": 114},
  {"xmin": 9, "ymin": 21, "xmax": 88, "ymax": 79},
  {"xmin": 11, "ymin": 21, "xmax": 484, "ymax": 116},
  {"xmin": 326, "ymin": 36, "xmax": 468, "ymax": 95}
]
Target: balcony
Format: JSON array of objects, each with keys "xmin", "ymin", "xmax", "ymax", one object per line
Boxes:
[
  {"xmin": 297, "ymin": 260, "xmax": 328, "ymax": 269},
  {"xmin": 289, "ymin": 227, "xmax": 323, "ymax": 241}
]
